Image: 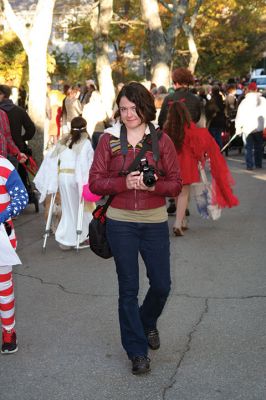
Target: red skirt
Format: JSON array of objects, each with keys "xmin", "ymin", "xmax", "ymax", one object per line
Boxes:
[{"xmin": 177, "ymin": 149, "xmax": 200, "ymax": 185}]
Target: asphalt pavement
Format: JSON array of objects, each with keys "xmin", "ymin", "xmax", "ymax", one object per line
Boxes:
[{"xmin": 0, "ymin": 154, "xmax": 265, "ymax": 400}]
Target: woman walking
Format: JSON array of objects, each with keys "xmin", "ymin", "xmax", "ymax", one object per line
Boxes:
[
  {"xmin": 164, "ymin": 101, "xmax": 239, "ymax": 236},
  {"xmin": 62, "ymin": 86, "xmax": 82, "ymax": 134},
  {"xmin": 89, "ymin": 82, "xmax": 182, "ymax": 374}
]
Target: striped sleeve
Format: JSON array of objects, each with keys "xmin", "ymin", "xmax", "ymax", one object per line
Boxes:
[{"xmin": 0, "ymin": 169, "xmax": 29, "ymax": 223}]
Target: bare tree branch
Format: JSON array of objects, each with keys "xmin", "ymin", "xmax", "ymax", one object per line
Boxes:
[
  {"xmin": 182, "ymin": 0, "xmax": 203, "ymax": 73},
  {"xmin": 190, "ymin": 0, "xmax": 203, "ymax": 28},
  {"xmin": 110, "ymin": 19, "xmax": 145, "ymax": 27},
  {"xmin": 158, "ymin": 0, "xmax": 174, "ymax": 12},
  {"xmin": 165, "ymin": 0, "xmax": 189, "ymax": 48}
]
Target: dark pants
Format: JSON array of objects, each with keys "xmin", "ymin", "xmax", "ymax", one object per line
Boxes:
[
  {"xmin": 91, "ymin": 131, "xmax": 104, "ymax": 150},
  {"xmin": 106, "ymin": 218, "xmax": 171, "ymax": 359},
  {"xmin": 209, "ymin": 126, "xmax": 223, "ymax": 149},
  {"xmin": 245, "ymin": 131, "xmax": 263, "ymax": 169},
  {"xmin": 18, "ymin": 163, "xmax": 28, "ymax": 188}
]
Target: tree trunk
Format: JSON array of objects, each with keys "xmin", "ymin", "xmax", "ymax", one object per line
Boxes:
[
  {"xmin": 27, "ymin": 49, "xmax": 47, "ymax": 162},
  {"xmin": 141, "ymin": 0, "xmax": 189, "ymax": 88},
  {"xmin": 2, "ymin": 0, "xmax": 56, "ymax": 162},
  {"xmin": 141, "ymin": 0, "xmax": 170, "ymax": 88},
  {"xmin": 183, "ymin": 0, "xmax": 203, "ymax": 74},
  {"xmin": 187, "ymin": 32, "xmax": 199, "ymax": 74},
  {"xmin": 96, "ymin": 40, "xmax": 115, "ymax": 118},
  {"xmin": 91, "ymin": 0, "xmax": 115, "ymax": 118}
]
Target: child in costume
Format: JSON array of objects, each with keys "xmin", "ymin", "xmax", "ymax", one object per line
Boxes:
[
  {"xmin": 34, "ymin": 117, "xmax": 94, "ymax": 249},
  {"xmin": 0, "ymin": 155, "xmax": 28, "ymax": 353}
]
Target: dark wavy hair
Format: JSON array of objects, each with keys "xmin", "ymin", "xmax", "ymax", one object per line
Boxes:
[
  {"xmin": 163, "ymin": 101, "xmax": 191, "ymax": 151},
  {"xmin": 116, "ymin": 82, "xmax": 156, "ymax": 123},
  {"xmin": 69, "ymin": 117, "xmax": 88, "ymax": 148}
]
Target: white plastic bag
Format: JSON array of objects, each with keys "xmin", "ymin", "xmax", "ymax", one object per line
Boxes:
[{"xmin": 192, "ymin": 162, "xmax": 221, "ymax": 221}]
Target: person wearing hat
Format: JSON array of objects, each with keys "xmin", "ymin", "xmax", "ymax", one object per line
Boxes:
[{"xmin": 235, "ymin": 82, "xmax": 266, "ymax": 170}]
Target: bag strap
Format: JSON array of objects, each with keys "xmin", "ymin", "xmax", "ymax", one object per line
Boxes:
[
  {"xmin": 101, "ymin": 194, "xmax": 115, "ymax": 214},
  {"xmin": 198, "ymin": 161, "xmax": 208, "ymax": 185}
]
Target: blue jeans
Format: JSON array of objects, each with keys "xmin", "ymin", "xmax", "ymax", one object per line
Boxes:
[
  {"xmin": 245, "ymin": 131, "xmax": 263, "ymax": 169},
  {"xmin": 209, "ymin": 127, "xmax": 223, "ymax": 149},
  {"xmin": 106, "ymin": 218, "xmax": 171, "ymax": 359}
]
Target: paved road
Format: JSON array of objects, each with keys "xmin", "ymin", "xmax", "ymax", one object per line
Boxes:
[{"xmin": 1, "ymin": 155, "xmax": 265, "ymax": 400}]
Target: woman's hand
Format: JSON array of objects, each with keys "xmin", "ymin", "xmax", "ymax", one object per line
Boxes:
[
  {"xmin": 135, "ymin": 172, "xmax": 157, "ymax": 192},
  {"xmin": 126, "ymin": 171, "xmax": 141, "ymax": 189},
  {"xmin": 126, "ymin": 172, "xmax": 157, "ymax": 191}
]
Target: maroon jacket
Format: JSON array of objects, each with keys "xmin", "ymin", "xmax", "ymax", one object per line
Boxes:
[{"xmin": 89, "ymin": 131, "xmax": 182, "ymax": 211}]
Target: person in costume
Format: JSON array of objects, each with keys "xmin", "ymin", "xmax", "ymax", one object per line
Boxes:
[
  {"xmin": 0, "ymin": 155, "xmax": 28, "ymax": 354},
  {"xmin": 158, "ymin": 67, "xmax": 201, "ymax": 216},
  {"xmin": 163, "ymin": 101, "xmax": 239, "ymax": 236},
  {"xmin": 89, "ymin": 82, "xmax": 182, "ymax": 375},
  {"xmin": 235, "ymin": 82, "xmax": 266, "ymax": 170},
  {"xmin": 34, "ymin": 117, "xmax": 94, "ymax": 250}
]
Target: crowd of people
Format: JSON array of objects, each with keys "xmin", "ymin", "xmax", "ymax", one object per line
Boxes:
[{"xmin": 0, "ymin": 66, "xmax": 265, "ymax": 374}]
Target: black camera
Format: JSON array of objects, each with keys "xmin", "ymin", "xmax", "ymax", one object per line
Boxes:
[{"xmin": 138, "ymin": 158, "xmax": 156, "ymax": 187}]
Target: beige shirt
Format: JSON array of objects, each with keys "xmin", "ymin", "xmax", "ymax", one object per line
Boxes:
[
  {"xmin": 107, "ymin": 206, "xmax": 168, "ymax": 223},
  {"xmin": 64, "ymin": 97, "xmax": 82, "ymax": 123}
]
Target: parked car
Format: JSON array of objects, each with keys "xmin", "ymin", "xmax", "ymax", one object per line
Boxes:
[
  {"xmin": 249, "ymin": 75, "xmax": 266, "ymax": 92},
  {"xmin": 250, "ymin": 68, "xmax": 265, "ymax": 78}
]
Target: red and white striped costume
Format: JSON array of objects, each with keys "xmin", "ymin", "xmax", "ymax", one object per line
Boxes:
[
  {"xmin": 0, "ymin": 156, "xmax": 28, "ymax": 331},
  {"xmin": 0, "ymin": 266, "xmax": 15, "ymax": 331}
]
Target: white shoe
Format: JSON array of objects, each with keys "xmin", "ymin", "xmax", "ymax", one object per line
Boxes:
[{"xmin": 59, "ymin": 244, "xmax": 72, "ymax": 251}]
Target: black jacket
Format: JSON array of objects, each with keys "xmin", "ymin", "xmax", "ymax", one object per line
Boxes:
[
  {"xmin": 158, "ymin": 87, "xmax": 201, "ymax": 129},
  {"xmin": 0, "ymin": 99, "xmax": 35, "ymax": 152},
  {"xmin": 205, "ymin": 94, "xmax": 226, "ymax": 129}
]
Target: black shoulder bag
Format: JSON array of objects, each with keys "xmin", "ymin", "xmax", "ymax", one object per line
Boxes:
[{"xmin": 89, "ymin": 123, "xmax": 162, "ymax": 259}]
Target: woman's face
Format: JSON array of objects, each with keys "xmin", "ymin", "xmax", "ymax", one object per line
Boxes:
[{"xmin": 119, "ymin": 96, "xmax": 143, "ymax": 130}]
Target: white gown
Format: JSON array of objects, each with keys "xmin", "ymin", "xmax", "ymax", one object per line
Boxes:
[{"xmin": 34, "ymin": 138, "xmax": 94, "ymax": 247}]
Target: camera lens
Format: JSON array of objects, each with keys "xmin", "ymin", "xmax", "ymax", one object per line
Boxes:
[
  {"xmin": 143, "ymin": 170, "xmax": 156, "ymax": 187},
  {"xmin": 139, "ymin": 158, "xmax": 156, "ymax": 187}
]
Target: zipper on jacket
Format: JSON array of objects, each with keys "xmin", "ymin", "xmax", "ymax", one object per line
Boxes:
[{"xmin": 133, "ymin": 146, "xmax": 137, "ymax": 210}]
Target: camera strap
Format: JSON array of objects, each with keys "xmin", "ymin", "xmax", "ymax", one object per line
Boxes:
[
  {"xmin": 119, "ymin": 123, "xmax": 162, "ymax": 174},
  {"xmin": 105, "ymin": 137, "xmax": 154, "ymax": 209},
  {"xmin": 148, "ymin": 122, "xmax": 160, "ymax": 162},
  {"xmin": 119, "ymin": 140, "xmax": 153, "ymax": 176}
]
